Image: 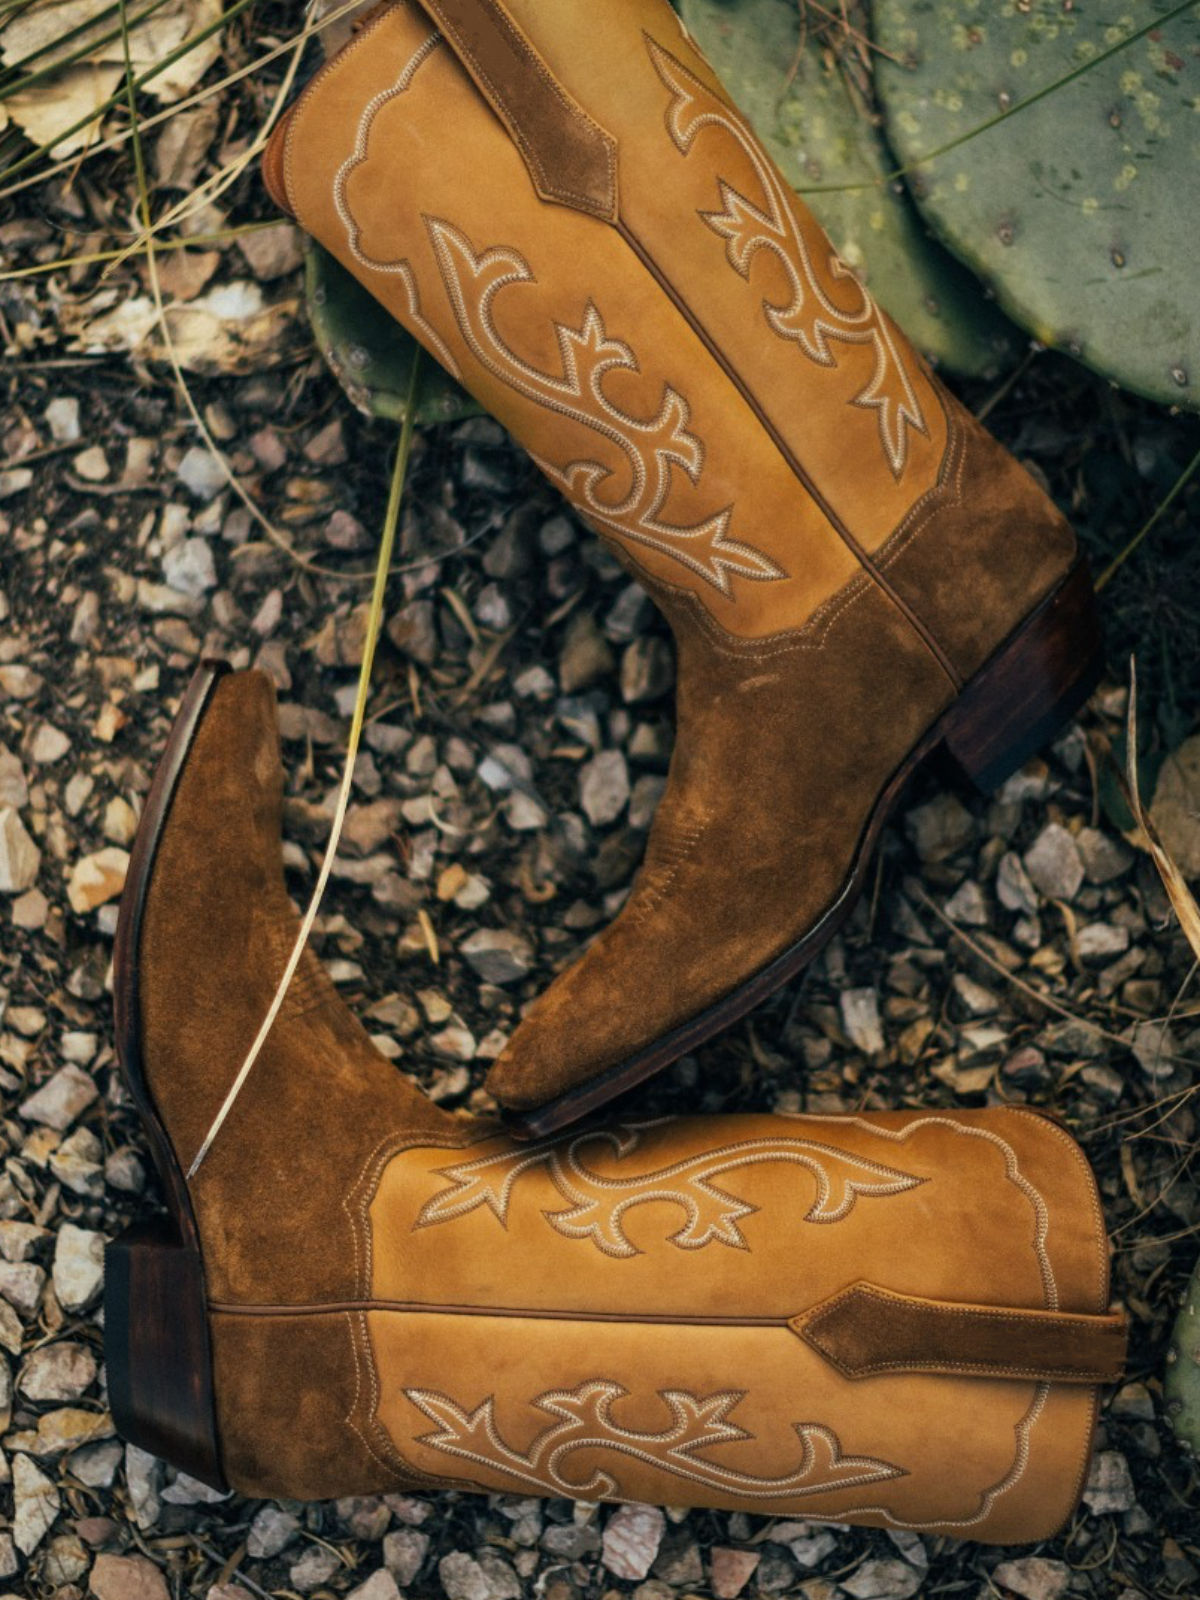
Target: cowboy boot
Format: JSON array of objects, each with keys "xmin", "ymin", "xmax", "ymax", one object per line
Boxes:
[
  {"xmin": 261, "ymin": 0, "xmax": 1100, "ymax": 1135},
  {"xmin": 106, "ymin": 668, "xmax": 1125, "ymax": 1539}
]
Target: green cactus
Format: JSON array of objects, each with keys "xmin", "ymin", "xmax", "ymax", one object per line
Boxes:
[
  {"xmin": 1167, "ymin": 1257, "xmax": 1200, "ymax": 1453},
  {"xmin": 871, "ymin": 0, "xmax": 1200, "ymax": 411},
  {"xmin": 305, "ymin": 240, "xmax": 479, "ymax": 426},
  {"xmin": 678, "ymin": 0, "xmax": 1022, "ymax": 377}
]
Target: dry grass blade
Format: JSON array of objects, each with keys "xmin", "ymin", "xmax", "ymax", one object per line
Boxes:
[{"xmin": 1121, "ymin": 658, "xmax": 1200, "ymax": 965}]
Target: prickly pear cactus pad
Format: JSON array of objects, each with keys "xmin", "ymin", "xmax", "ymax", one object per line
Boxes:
[
  {"xmin": 1167, "ymin": 1257, "xmax": 1200, "ymax": 1453},
  {"xmin": 872, "ymin": 0, "xmax": 1200, "ymax": 410},
  {"xmin": 305, "ymin": 241, "xmax": 479, "ymax": 427},
  {"xmin": 678, "ymin": 0, "xmax": 1021, "ymax": 376}
]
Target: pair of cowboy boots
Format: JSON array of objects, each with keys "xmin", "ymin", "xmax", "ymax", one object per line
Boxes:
[{"xmin": 105, "ymin": 0, "xmax": 1126, "ymax": 1546}]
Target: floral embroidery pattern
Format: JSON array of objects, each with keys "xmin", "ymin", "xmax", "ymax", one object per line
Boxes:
[
  {"xmin": 405, "ymin": 1380, "xmax": 904, "ymax": 1500},
  {"xmin": 647, "ymin": 36, "xmax": 927, "ymax": 478},
  {"xmin": 413, "ymin": 1121, "xmax": 922, "ymax": 1257}
]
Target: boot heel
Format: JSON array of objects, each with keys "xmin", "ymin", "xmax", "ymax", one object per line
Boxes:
[
  {"xmin": 105, "ymin": 1219, "xmax": 226, "ymax": 1489},
  {"xmin": 941, "ymin": 559, "xmax": 1102, "ymax": 795}
]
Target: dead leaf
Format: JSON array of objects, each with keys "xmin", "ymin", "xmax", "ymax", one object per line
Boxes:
[{"xmin": 1149, "ymin": 734, "xmax": 1200, "ymax": 880}]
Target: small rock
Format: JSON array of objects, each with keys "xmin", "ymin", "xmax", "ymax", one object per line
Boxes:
[
  {"xmin": 73, "ymin": 445, "xmax": 110, "ymax": 482},
  {"xmin": 46, "ymin": 396, "xmax": 81, "ymax": 442},
  {"xmin": 559, "ymin": 612, "xmax": 614, "ymax": 693},
  {"xmin": 90, "ymin": 1552, "xmax": 171, "ymax": 1600},
  {"xmin": 0, "ymin": 1260, "xmax": 45, "ymax": 1317},
  {"xmin": 840, "ymin": 987, "xmax": 884, "ymax": 1054},
  {"xmin": 991, "ymin": 1557, "xmax": 1070, "ymax": 1600},
  {"xmin": 621, "ymin": 635, "xmax": 674, "ymax": 704},
  {"xmin": 237, "ymin": 221, "xmax": 304, "ymax": 280},
  {"xmin": 905, "ymin": 793, "xmax": 974, "ymax": 862},
  {"xmin": 438, "ymin": 1552, "xmax": 490, "ymax": 1600},
  {"xmin": 19, "ymin": 1341, "xmax": 97, "ymax": 1401},
  {"xmin": 163, "ymin": 535, "xmax": 218, "ymax": 596},
  {"xmin": 66, "ymin": 846, "xmax": 129, "ymax": 913},
  {"xmin": 580, "ymin": 749, "xmax": 630, "ymax": 826},
  {"xmin": 29, "ymin": 723, "xmax": 70, "ymax": 764},
  {"xmin": 1023, "ymin": 823, "xmax": 1084, "ymax": 902},
  {"xmin": 20, "ymin": 1063, "xmax": 98, "ymax": 1130},
  {"xmin": 1128, "ymin": 1020, "xmax": 1179, "ymax": 1082},
  {"xmin": 602, "ymin": 1503, "xmax": 665, "ymax": 1582},
  {"xmin": 52, "ymin": 1224, "xmax": 106, "ymax": 1311},
  {"xmin": 12, "ymin": 886, "xmax": 49, "ymax": 929},
  {"xmin": 384, "ymin": 1526, "xmax": 430, "ymax": 1585},
  {"xmin": 841, "ymin": 1558, "xmax": 923, "ymax": 1599},
  {"xmin": 942, "ymin": 878, "xmax": 988, "ymax": 925},
  {"xmin": 1076, "ymin": 922, "xmax": 1130, "ymax": 960},
  {"xmin": 176, "ymin": 448, "xmax": 226, "ymax": 502},
  {"xmin": 247, "ymin": 1505, "xmax": 301, "ymax": 1559},
  {"xmin": 13, "ymin": 1453, "xmax": 59, "ymax": 1555},
  {"xmin": 996, "ymin": 850, "xmax": 1039, "ymax": 916},
  {"xmin": 459, "ymin": 927, "xmax": 534, "ymax": 985},
  {"xmin": 0, "ymin": 806, "xmax": 41, "ymax": 893},
  {"xmin": 289, "ymin": 1545, "xmax": 341, "ymax": 1591},
  {"xmin": 125, "ymin": 1445, "xmax": 162, "ymax": 1528},
  {"xmin": 69, "ymin": 1438, "xmax": 125, "ymax": 1488},
  {"xmin": 710, "ymin": 1548, "xmax": 760, "ymax": 1600},
  {"xmin": 347, "ymin": 1573, "xmax": 401, "ymax": 1600},
  {"xmin": 1082, "ymin": 1449, "xmax": 1136, "ymax": 1514},
  {"xmin": 1076, "ymin": 826, "xmax": 1133, "ymax": 884}
]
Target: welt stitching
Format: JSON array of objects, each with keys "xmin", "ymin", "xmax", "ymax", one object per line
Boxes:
[{"xmin": 807, "ymin": 1286, "xmax": 1123, "ymax": 1335}]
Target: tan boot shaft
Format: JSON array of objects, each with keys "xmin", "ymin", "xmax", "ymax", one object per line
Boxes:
[
  {"xmin": 262, "ymin": 1, "xmax": 1099, "ymax": 1126},
  {"xmin": 106, "ymin": 671, "xmax": 1123, "ymax": 1542}
]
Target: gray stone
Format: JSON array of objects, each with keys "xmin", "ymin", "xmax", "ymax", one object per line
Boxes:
[
  {"xmin": 383, "ymin": 1526, "xmax": 429, "ymax": 1585},
  {"xmin": 996, "ymin": 851, "xmax": 1039, "ymax": 916},
  {"xmin": 347, "ymin": 1572, "xmax": 402, "ymax": 1600},
  {"xmin": 459, "ymin": 927, "xmax": 534, "ymax": 985},
  {"xmin": 45, "ymin": 396, "xmax": 81, "ymax": 443},
  {"xmin": 290, "ymin": 1545, "xmax": 341, "ymax": 1591},
  {"xmin": 176, "ymin": 447, "xmax": 227, "ymax": 501},
  {"xmin": 20, "ymin": 1063, "xmax": 98, "ymax": 1131},
  {"xmin": 709, "ymin": 1548, "xmax": 759, "ymax": 1600},
  {"xmin": 52, "ymin": 1223, "xmax": 105, "ymax": 1312},
  {"xmin": 19, "ymin": 1341, "xmax": 96, "ymax": 1402},
  {"xmin": 125, "ymin": 1444, "xmax": 162, "ymax": 1529},
  {"xmin": 991, "ymin": 1557, "xmax": 1071, "ymax": 1600},
  {"xmin": 602, "ymin": 1503, "xmax": 665, "ymax": 1582},
  {"xmin": 621, "ymin": 636, "xmax": 674, "ymax": 704},
  {"xmin": 580, "ymin": 749, "xmax": 630, "ymax": 827},
  {"xmin": 942, "ymin": 878, "xmax": 988, "ymax": 925},
  {"xmin": 90, "ymin": 1554, "xmax": 171, "ymax": 1600},
  {"xmin": 247, "ymin": 1505, "xmax": 301, "ymax": 1559},
  {"xmin": 1023, "ymin": 823, "xmax": 1084, "ymax": 902},
  {"xmin": 841, "ymin": 1557, "xmax": 923, "ymax": 1599},
  {"xmin": 1076, "ymin": 922, "xmax": 1130, "ymax": 961},
  {"xmin": 559, "ymin": 612, "xmax": 614, "ymax": 692},
  {"xmin": 163, "ymin": 536, "xmax": 218, "ymax": 595},
  {"xmin": 1077, "ymin": 826, "xmax": 1133, "ymax": 884},
  {"xmin": 12, "ymin": 1453, "xmax": 58, "ymax": 1555},
  {"xmin": 67, "ymin": 1438, "xmax": 124, "ymax": 1488},
  {"xmin": 1082, "ymin": 1449, "xmax": 1136, "ymax": 1514},
  {"xmin": 840, "ymin": 987, "xmax": 884, "ymax": 1055},
  {"xmin": 0, "ymin": 1260, "xmax": 45, "ymax": 1317},
  {"xmin": 905, "ymin": 793, "xmax": 974, "ymax": 862},
  {"xmin": 0, "ymin": 806, "xmax": 40, "ymax": 893},
  {"xmin": 438, "ymin": 1552, "xmax": 490, "ymax": 1600}
]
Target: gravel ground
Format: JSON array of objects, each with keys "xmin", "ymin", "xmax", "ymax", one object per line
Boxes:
[{"xmin": 3, "ymin": 34, "xmax": 1200, "ymax": 1597}]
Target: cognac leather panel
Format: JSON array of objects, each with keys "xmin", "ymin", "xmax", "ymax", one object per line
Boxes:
[
  {"xmin": 793, "ymin": 1283, "xmax": 1128, "ymax": 1384},
  {"xmin": 416, "ymin": 0, "xmax": 618, "ymax": 218},
  {"xmin": 335, "ymin": 1108, "xmax": 1118, "ymax": 1540},
  {"xmin": 278, "ymin": 1, "xmax": 864, "ymax": 638},
  {"xmin": 474, "ymin": 0, "xmax": 950, "ymax": 550}
]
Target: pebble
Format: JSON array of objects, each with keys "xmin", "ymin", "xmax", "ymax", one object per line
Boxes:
[
  {"xmin": 19, "ymin": 1341, "xmax": 96, "ymax": 1401},
  {"xmin": 1076, "ymin": 921, "xmax": 1130, "ymax": 960},
  {"xmin": 438, "ymin": 1552, "xmax": 491, "ymax": 1600},
  {"xmin": 1128, "ymin": 1020, "xmax": 1178, "ymax": 1081},
  {"xmin": 177, "ymin": 446, "xmax": 227, "ymax": 501},
  {"xmin": 29, "ymin": 722, "xmax": 70, "ymax": 764},
  {"xmin": 1023, "ymin": 822, "xmax": 1084, "ymax": 902},
  {"xmin": 0, "ymin": 467, "xmax": 33, "ymax": 499},
  {"xmin": 0, "ymin": 1260, "xmax": 45, "ymax": 1316},
  {"xmin": 45, "ymin": 396, "xmax": 81, "ymax": 443},
  {"xmin": 384, "ymin": 1526, "xmax": 430, "ymax": 1585},
  {"xmin": 841, "ymin": 1559, "xmax": 923, "ymax": 1599},
  {"xmin": 90, "ymin": 1552, "xmax": 171, "ymax": 1600},
  {"xmin": 125, "ymin": 1444, "xmax": 162, "ymax": 1528},
  {"xmin": 163, "ymin": 535, "xmax": 218, "ymax": 594},
  {"xmin": 559, "ymin": 612, "xmax": 614, "ymax": 692},
  {"xmin": 1076, "ymin": 826, "xmax": 1132, "ymax": 884},
  {"xmin": 580, "ymin": 749, "xmax": 630, "ymax": 826},
  {"xmin": 11, "ymin": 886, "xmax": 48, "ymax": 929},
  {"xmin": 840, "ymin": 987, "xmax": 884, "ymax": 1054},
  {"xmin": 991, "ymin": 1556, "xmax": 1071, "ymax": 1599},
  {"xmin": 68, "ymin": 1439, "xmax": 124, "ymax": 1488},
  {"xmin": 12, "ymin": 1453, "xmax": 59, "ymax": 1555},
  {"xmin": 0, "ymin": 806, "xmax": 41, "ymax": 893},
  {"xmin": 20, "ymin": 1063, "xmax": 98, "ymax": 1130},
  {"xmin": 621, "ymin": 635, "xmax": 674, "ymax": 703},
  {"xmin": 710, "ymin": 1548, "xmax": 760, "ymax": 1599},
  {"xmin": 347, "ymin": 1572, "xmax": 401, "ymax": 1600},
  {"xmin": 996, "ymin": 850, "xmax": 1039, "ymax": 916},
  {"xmin": 0, "ymin": 664, "xmax": 44, "ymax": 700},
  {"xmin": 0, "ymin": 746, "xmax": 28, "ymax": 806},
  {"xmin": 247, "ymin": 1504, "xmax": 301, "ymax": 1558},
  {"xmin": 942, "ymin": 878, "xmax": 988, "ymax": 925},
  {"xmin": 602, "ymin": 1503, "xmax": 665, "ymax": 1581},
  {"xmin": 290, "ymin": 1545, "xmax": 342, "ymax": 1591},
  {"xmin": 904, "ymin": 793, "xmax": 974, "ymax": 862},
  {"xmin": 459, "ymin": 927, "xmax": 534, "ymax": 985},
  {"xmin": 73, "ymin": 444, "xmax": 111, "ymax": 482},
  {"xmin": 1082, "ymin": 1449, "xmax": 1137, "ymax": 1514},
  {"xmin": 66, "ymin": 845, "xmax": 129, "ymax": 913},
  {"xmin": 52, "ymin": 1223, "xmax": 105, "ymax": 1311}
]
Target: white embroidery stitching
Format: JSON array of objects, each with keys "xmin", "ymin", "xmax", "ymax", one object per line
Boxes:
[
  {"xmin": 424, "ymin": 215, "xmax": 785, "ymax": 598},
  {"xmin": 404, "ymin": 1380, "xmax": 904, "ymax": 1500},
  {"xmin": 332, "ymin": 32, "xmax": 463, "ymax": 380},
  {"xmin": 646, "ymin": 35, "xmax": 927, "ymax": 479},
  {"xmin": 413, "ymin": 1121, "xmax": 923, "ymax": 1257}
]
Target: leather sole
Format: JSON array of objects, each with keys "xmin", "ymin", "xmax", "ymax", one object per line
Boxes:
[
  {"xmin": 506, "ymin": 559, "xmax": 1103, "ymax": 1140},
  {"xmin": 106, "ymin": 661, "xmax": 231, "ymax": 1490}
]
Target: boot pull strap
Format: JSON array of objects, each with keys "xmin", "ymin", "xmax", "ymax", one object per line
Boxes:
[
  {"xmin": 416, "ymin": 0, "xmax": 618, "ymax": 220},
  {"xmin": 791, "ymin": 1283, "xmax": 1128, "ymax": 1386}
]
